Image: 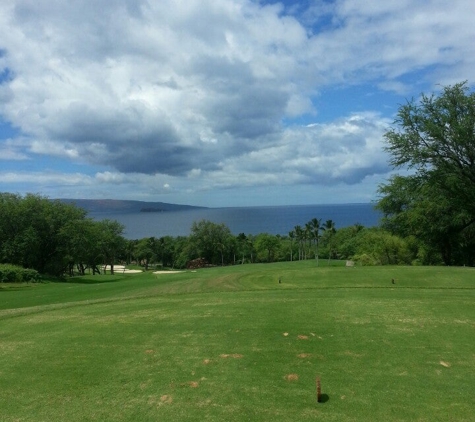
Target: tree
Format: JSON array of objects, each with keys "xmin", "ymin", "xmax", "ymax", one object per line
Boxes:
[
  {"xmin": 158, "ymin": 236, "xmax": 176, "ymax": 268},
  {"xmin": 255, "ymin": 233, "xmax": 281, "ymax": 263},
  {"xmin": 173, "ymin": 236, "xmax": 194, "ymax": 269},
  {"xmin": 236, "ymin": 233, "xmax": 251, "ymax": 264},
  {"xmin": 352, "ymin": 229, "xmax": 413, "ymax": 266},
  {"xmin": 58, "ymin": 219, "xmax": 103, "ymax": 276},
  {"xmin": 377, "ymin": 174, "xmax": 473, "ymax": 265},
  {"xmin": 288, "ymin": 230, "xmax": 295, "ymax": 261},
  {"xmin": 308, "ymin": 218, "xmax": 323, "ymax": 266},
  {"xmin": 384, "ymin": 82, "xmax": 475, "ymax": 215},
  {"xmin": 379, "ymin": 82, "xmax": 475, "ymax": 265},
  {"xmin": 189, "ymin": 220, "xmax": 232, "ymax": 266},
  {"xmin": 98, "ymin": 220, "xmax": 126, "ymax": 275},
  {"xmin": 332, "ymin": 224, "xmax": 364, "ymax": 260},
  {"xmin": 0, "ymin": 193, "xmax": 88, "ymax": 275},
  {"xmin": 322, "ymin": 219, "xmax": 337, "ymax": 264},
  {"xmin": 135, "ymin": 237, "xmax": 157, "ymax": 270},
  {"xmin": 293, "ymin": 225, "xmax": 305, "ymax": 260},
  {"xmin": 124, "ymin": 239, "xmax": 138, "ymax": 265}
]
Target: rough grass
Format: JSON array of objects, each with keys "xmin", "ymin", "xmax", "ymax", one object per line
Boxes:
[{"xmin": 0, "ymin": 262, "xmax": 474, "ymax": 421}]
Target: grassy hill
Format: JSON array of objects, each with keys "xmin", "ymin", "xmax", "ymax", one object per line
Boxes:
[{"xmin": 1, "ymin": 262, "xmax": 474, "ymax": 421}]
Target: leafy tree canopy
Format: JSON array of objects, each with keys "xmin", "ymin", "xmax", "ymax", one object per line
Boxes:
[
  {"xmin": 384, "ymin": 81, "xmax": 475, "ymax": 213},
  {"xmin": 378, "ymin": 82, "xmax": 475, "ymax": 265}
]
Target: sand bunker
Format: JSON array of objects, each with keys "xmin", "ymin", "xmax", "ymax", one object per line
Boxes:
[
  {"xmin": 101, "ymin": 265, "xmax": 142, "ymax": 274},
  {"xmin": 153, "ymin": 270, "xmax": 185, "ymax": 274}
]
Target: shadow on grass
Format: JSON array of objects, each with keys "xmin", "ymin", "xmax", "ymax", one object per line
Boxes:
[
  {"xmin": 0, "ymin": 285, "xmax": 34, "ymax": 292},
  {"xmin": 318, "ymin": 394, "xmax": 330, "ymax": 403},
  {"xmin": 61, "ymin": 276, "xmax": 124, "ymax": 285}
]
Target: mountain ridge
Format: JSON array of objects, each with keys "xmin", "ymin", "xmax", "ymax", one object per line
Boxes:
[{"xmin": 58, "ymin": 198, "xmax": 207, "ymax": 214}]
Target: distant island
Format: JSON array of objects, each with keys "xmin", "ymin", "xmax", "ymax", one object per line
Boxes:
[
  {"xmin": 58, "ymin": 199, "xmax": 206, "ymax": 214},
  {"xmin": 140, "ymin": 207, "xmax": 165, "ymax": 213}
]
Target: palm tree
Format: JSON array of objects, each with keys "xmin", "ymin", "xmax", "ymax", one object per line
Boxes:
[
  {"xmin": 288, "ymin": 230, "xmax": 295, "ymax": 261},
  {"xmin": 308, "ymin": 218, "xmax": 323, "ymax": 266},
  {"xmin": 305, "ymin": 222, "xmax": 313, "ymax": 260},
  {"xmin": 237, "ymin": 233, "xmax": 247, "ymax": 264},
  {"xmin": 294, "ymin": 225, "xmax": 304, "ymax": 260},
  {"xmin": 323, "ymin": 219, "xmax": 337, "ymax": 264}
]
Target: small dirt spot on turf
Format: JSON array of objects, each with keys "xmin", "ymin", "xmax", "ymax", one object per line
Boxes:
[
  {"xmin": 220, "ymin": 353, "xmax": 243, "ymax": 359},
  {"xmin": 203, "ymin": 359, "xmax": 211, "ymax": 364},
  {"xmin": 285, "ymin": 374, "xmax": 299, "ymax": 381},
  {"xmin": 188, "ymin": 381, "xmax": 199, "ymax": 388},
  {"xmin": 298, "ymin": 335, "xmax": 308, "ymax": 340},
  {"xmin": 145, "ymin": 350, "xmax": 154, "ymax": 354},
  {"xmin": 140, "ymin": 380, "xmax": 151, "ymax": 390},
  {"xmin": 160, "ymin": 395, "xmax": 173, "ymax": 404},
  {"xmin": 342, "ymin": 350, "xmax": 364, "ymax": 357},
  {"xmin": 440, "ymin": 361, "xmax": 451, "ymax": 367},
  {"xmin": 297, "ymin": 353, "xmax": 311, "ymax": 358},
  {"xmin": 283, "ymin": 332, "xmax": 289, "ymax": 336}
]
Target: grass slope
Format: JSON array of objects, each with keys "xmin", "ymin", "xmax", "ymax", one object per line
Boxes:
[{"xmin": 1, "ymin": 262, "xmax": 474, "ymax": 421}]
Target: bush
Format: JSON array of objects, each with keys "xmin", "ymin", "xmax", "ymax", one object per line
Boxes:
[
  {"xmin": 0, "ymin": 264, "xmax": 40, "ymax": 283},
  {"xmin": 352, "ymin": 253, "xmax": 380, "ymax": 266}
]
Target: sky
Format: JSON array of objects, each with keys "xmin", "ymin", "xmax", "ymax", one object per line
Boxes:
[{"xmin": 0, "ymin": 0, "xmax": 474, "ymax": 207}]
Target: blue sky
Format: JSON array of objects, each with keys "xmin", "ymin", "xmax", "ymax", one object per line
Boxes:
[{"xmin": 0, "ymin": 0, "xmax": 474, "ymax": 207}]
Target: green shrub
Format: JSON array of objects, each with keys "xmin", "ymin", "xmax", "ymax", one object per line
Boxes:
[
  {"xmin": 352, "ymin": 253, "xmax": 380, "ymax": 266},
  {"xmin": 0, "ymin": 264, "xmax": 40, "ymax": 283}
]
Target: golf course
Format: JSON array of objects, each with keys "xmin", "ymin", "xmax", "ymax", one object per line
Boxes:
[{"xmin": 1, "ymin": 261, "xmax": 474, "ymax": 421}]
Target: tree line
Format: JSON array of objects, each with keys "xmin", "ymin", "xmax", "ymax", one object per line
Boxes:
[
  {"xmin": 0, "ymin": 193, "xmax": 126, "ymax": 277},
  {"xmin": 0, "ymin": 192, "xmax": 424, "ymax": 276},
  {"xmin": 1, "ymin": 82, "xmax": 474, "ymax": 275}
]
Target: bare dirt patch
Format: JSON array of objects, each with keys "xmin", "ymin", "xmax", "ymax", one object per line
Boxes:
[
  {"xmin": 298, "ymin": 335, "xmax": 309, "ymax": 340},
  {"xmin": 342, "ymin": 350, "xmax": 364, "ymax": 357},
  {"xmin": 149, "ymin": 395, "xmax": 173, "ymax": 407},
  {"xmin": 440, "ymin": 361, "xmax": 451, "ymax": 368},
  {"xmin": 203, "ymin": 359, "xmax": 211, "ymax": 364},
  {"xmin": 145, "ymin": 349, "xmax": 154, "ymax": 354},
  {"xmin": 140, "ymin": 381, "xmax": 150, "ymax": 390},
  {"xmin": 297, "ymin": 353, "xmax": 312, "ymax": 358},
  {"xmin": 220, "ymin": 354, "xmax": 243, "ymax": 359},
  {"xmin": 187, "ymin": 381, "xmax": 199, "ymax": 388},
  {"xmin": 285, "ymin": 374, "xmax": 299, "ymax": 382},
  {"xmin": 160, "ymin": 395, "xmax": 173, "ymax": 404},
  {"xmin": 283, "ymin": 332, "xmax": 289, "ymax": 336}
]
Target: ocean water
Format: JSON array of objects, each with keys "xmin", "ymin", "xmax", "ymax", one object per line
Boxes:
[{"xmin": 89, "ymin": 203, "xmax": 381, "ymax": 240}]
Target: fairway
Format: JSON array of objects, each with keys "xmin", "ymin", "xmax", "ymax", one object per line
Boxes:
[{"xmin": 1, "ymin": 263, "xmax": 474, "ymax": 421}]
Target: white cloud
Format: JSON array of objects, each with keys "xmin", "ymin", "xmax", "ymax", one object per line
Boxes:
[
  {"xmin": 0, "ymin": 0, "xmax": 474, "ymax": 204},
  {"xmin": 0, "ymin": 171, "xmax": 93, "ymax": 185},
  {"xmin": 0, "ymin": 139, "xmax": 29, "ymax": 160}
]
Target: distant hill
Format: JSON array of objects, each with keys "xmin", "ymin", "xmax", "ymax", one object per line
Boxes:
[{"xmin": 58, "ymin": 199, "xmax": 207, "ymax": 214}]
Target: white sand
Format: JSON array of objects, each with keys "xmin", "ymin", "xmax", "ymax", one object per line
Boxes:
[
  {"xmin": 101, "ymin": 265, "xmax": 142, "ymax": 274},
  {"xmin": 101, "ymin": 266, "xmax": 188, "ymax": 275},
  {"xmin": 153, "ymin": 270, "xmax": 185, "ymax": 274}
]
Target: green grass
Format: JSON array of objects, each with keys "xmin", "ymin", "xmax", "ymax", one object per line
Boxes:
[{"xmin": 1, "ymin": 262, "xmax": 474, "ymax": 421}]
